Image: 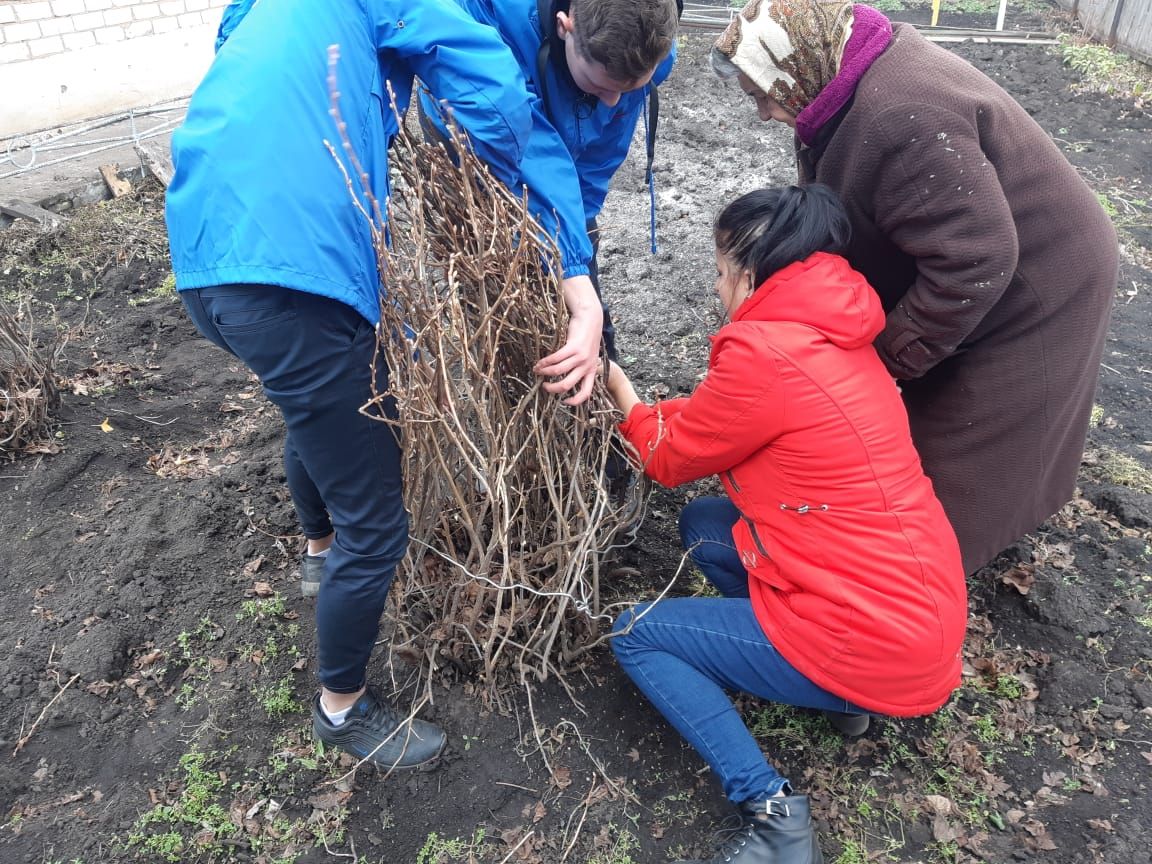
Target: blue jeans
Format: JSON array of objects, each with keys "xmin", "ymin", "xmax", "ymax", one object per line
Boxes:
[
  {"xmin": 612, "ymin": 496, "xmax": 860, "ymax": 803},
  {"xmin": 181, "ymin": 285, "xmax": 408, "ymax": 693}
]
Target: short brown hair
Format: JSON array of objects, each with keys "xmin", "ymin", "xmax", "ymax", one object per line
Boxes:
[{"xmin": 571, "ymin": 0, "xmax": 679, "ymax": 83}]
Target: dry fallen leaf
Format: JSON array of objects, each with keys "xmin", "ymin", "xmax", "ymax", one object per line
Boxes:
[
  {"xmin": 924, "ymin": 794, "xmax": 954, "ymax": 816},
  {"xmin": 1000, "ymin": 564, "xmax": 1036, "ymax": 595},
  {"xmin": 98, "ymin": 418, "xmax": 113, "ymax": 433},
  {"xmin": 1021, "ymin": 818, "xmax": 1058, "ymax": 851},
  {"xmin": 552, "ymin": 765, "xmax": 572, "ymax": 789}
]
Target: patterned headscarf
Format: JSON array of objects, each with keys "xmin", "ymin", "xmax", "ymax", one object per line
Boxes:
[{"xmin": 712, "ymin": 0, "xmax": 854, "ymax": 116}]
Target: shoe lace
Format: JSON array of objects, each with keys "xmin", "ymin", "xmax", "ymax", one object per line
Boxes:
[
  {"xmin": 712, "ymin": 821, "xmax": 756, "ymax": 862},
  {"xmin": 357, "ymin": 692, "xmax": 402, "ymax": 736}
]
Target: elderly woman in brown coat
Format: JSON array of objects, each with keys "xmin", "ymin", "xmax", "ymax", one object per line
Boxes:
[{"xmin": 713, "ymin": 0, "xmax": 1118, "ymax": 575}]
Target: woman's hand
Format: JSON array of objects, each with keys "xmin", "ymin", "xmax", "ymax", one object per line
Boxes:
[
  {"xmin": 605, "ymin": 360, "xmax": 642, "ymax": 417},
  {"xmin": 535, "ymin": 274, "xmax": 604, "ymax": 406}
]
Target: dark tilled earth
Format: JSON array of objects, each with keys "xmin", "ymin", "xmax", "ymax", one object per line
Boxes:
[{"xmin": 1, "ymin": 19, "xmax": 1151, "ymax": 864}]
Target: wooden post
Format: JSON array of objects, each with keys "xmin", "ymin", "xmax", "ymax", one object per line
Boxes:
[
  {"xmin": 134, "ymin": 141, "xmax": 174, "ymax": 188},
  {"xmin": 931, "ymin": 0, "xmax": 941, "ymax": 27},
  {"xmin": 1107, "ymin": 0, "xmax": 1127, "ymax": 48},
  {"xmin": 99, "ymin": 164, "xmax": 132, "ymax": 198},
  {"xmin": 995, "ymin": 0, "xmax": 1008, "ymax": 31},
  {"xmin": 0, "ymin": 201, "xmax": 67, "ymax": 227}
]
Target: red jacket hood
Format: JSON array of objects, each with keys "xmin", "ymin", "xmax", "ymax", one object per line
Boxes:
[{"xmin": 732, "ymin": 253, "xmax": 884, "ymax": 350}]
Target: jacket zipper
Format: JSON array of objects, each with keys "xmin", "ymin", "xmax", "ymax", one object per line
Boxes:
[
  {"xmin": 741, "ymin": 516, "xmax": 770, "ymax": 558},
  {"xmin": 726, "ymin": 469, "xmax": 741, "ymax": 492}
]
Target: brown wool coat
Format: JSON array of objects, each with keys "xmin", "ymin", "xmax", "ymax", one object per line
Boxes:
[{"xmin": 798, "ymin": 24, "xmax": 1117, "ymax": 573}]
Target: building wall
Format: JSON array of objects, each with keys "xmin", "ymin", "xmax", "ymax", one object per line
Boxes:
[{"xmin": 1, "ymin": 0, "xmax": 228, "ymax": 136}]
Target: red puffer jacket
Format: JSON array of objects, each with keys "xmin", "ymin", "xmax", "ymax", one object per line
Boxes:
[{"xmin": 619, "ymin": 253, "xmax": 966, "ymax": 716}]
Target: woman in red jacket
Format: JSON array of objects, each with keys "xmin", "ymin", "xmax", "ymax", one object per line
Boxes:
[{"xmin": 606, "ymin": 185, "xmax": 966, "ymax": 864}]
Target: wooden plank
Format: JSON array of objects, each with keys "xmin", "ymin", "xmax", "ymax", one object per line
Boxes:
[
  {"xmin": 134, "ymin": 141, "xmax": 174, "ymax": 188},
  {"xmin": 99, "ymin": 164, "xmax": 133, "ymax": 198},
  {"xmin": 0, "ymin": 200, "xmax": 67, "ymax": 227}
]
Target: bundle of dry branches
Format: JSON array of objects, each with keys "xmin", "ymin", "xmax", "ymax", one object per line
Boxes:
[
  {"xmin": 327, "ymin": 70, "xmax": 648, "ymax": 691},
  {"xmin": 0, "ymin": 300, "xmax": 61, "ymax": 457}
]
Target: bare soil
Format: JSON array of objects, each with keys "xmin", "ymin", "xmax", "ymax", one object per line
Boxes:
[{"xmin": 1, "ymin": 24, "xmax": 1150, "ymax": 864}]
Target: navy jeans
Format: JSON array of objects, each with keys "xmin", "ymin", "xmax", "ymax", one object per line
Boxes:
[
  {"xmin": 612, "ymin": 496, "xmax": 861, "ymax": 803},
  {"xmin": 181, "ymin": 285, "xmax": 408, "ymax": 693}
]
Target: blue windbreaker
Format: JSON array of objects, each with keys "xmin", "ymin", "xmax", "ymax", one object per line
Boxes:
[
  {"xmin": 167, "ymin": 0, "xmax": 533, "ymax": 325},
  {"xmin": 420, "ymin": 0, "xmax": 676, "ymax": 279}
]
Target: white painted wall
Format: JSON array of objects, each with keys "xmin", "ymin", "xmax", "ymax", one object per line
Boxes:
[{"xmin": 0, "ymin": 0, "xmax": 224, "ymax": 137}]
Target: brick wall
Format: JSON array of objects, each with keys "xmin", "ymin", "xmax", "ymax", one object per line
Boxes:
[{"xmin": 0, "ymin": 0, "xmax": 228, "ymax": 65}]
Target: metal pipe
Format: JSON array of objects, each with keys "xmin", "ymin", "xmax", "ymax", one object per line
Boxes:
[{"xmin": 0, "ymin": 125, "xmax": 173, "ymax": 181}]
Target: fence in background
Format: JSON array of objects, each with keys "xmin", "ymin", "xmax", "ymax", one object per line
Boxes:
[{"xmin": 1055, "ymin": 0, "xmax": 1152, "ymax": 63}]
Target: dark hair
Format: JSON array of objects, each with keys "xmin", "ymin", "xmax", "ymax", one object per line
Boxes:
[
  {"xmin": 714, "ymin": 184, "xmax": 851, "ymax": 289},
  {"xmin": 570, "ymin": 0, "xmax": 678, "ymax": 83}
]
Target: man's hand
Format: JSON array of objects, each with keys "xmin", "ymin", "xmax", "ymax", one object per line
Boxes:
[{"xmin": 534, "ymin": 274, "xmax": 604, "ymax": 405}]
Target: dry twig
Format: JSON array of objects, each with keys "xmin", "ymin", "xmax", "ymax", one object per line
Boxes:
[
  {"xmin": 325, "ymin": 49, "xmax": 648, "ymax": 695},
  {"xmin": 0, "ymin": 299, "xmax": 62, "ymax": 457},
  {"xmin": 13, "ymin": 672, "xmax": 80, "ymax": 755}
]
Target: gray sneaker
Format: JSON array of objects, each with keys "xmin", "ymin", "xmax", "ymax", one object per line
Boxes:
[
  {"xmin": 311, "ymin": 689, "xmax": 446, "ymax": 769},
  {"xmin": 300, "ymin": 553, "xmax": 325, "ymax": 597}
]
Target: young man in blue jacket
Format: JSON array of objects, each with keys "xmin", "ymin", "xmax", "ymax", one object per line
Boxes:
[
  {"xmin": 421, "ymin": 0, "xmax": 679, "ymax": 362},
  {"xmin": 167, "ymin": 0, "xmax": 605, "ymax": 770}
]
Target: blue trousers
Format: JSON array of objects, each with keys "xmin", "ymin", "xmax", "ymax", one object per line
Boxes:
[
  {"xmin": 181, "ymin": 285, "xmax": 408, "ymax": 693},
  {"xmin": 612, "ymin": 496, "xmax": 860, "ymax": 803}
]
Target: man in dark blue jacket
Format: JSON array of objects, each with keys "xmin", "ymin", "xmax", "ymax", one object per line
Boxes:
[
  {"xmin": 422, "ymin": 0, "xmax": 679, "ymax": 362},
  {"xmin": 166, "ymin": 0, "xmax": 608, "ymax": 771}
]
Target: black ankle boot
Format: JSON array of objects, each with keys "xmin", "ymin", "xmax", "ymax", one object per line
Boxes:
[{"xmin": 675, "ymin": 795, "xmax": 823, "ymax": 863}]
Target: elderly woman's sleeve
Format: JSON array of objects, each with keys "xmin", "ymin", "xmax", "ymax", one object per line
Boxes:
[{"xmin": 864, "ymin": 104, "xmax": 1019, "ymax": 380}]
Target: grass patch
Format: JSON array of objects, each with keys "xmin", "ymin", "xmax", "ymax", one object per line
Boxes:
[
  {"xmin": 416, "ymin": 828, "xmax": 491, "ymax": 864},
  {"xmin": 747, "ymin": 702, "xmax": 846, "ymax": 758},
  {"xmin": 127, "ymin": 750, "xmax": 235, "ymax": 862},
  {"xmin": 127, "ymin": 271, "xmax": 178, "ymax": 307},
  {"xmin": 586, "ymin": 824, "xmax": 641, "ymax": 864},
  {"xmin": 1094, "ymin": 447, "xmax": 1152, "ymax": 493},
  {"xmin": 125, "ymin": 736, "xmax": 352, "ymax": 863},
  {"xmin": 237, "ymin": 592, "xmax": 289, "ymax": 622},
  {"xmin": 257, "ymin": 674, "xmax": 304, "ymax": 719},
  {"xmin": 1058, "ymin": 34, "xmax": 1151, "ymax": 103}
]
